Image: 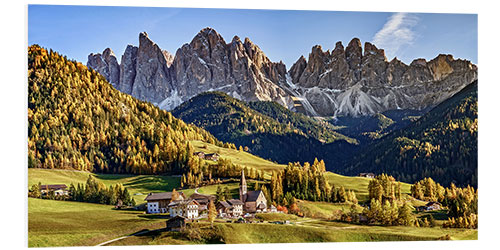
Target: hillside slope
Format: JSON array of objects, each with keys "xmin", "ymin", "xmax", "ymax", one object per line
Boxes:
[
  {"xmin": 343, "ymin": 81, "xmax": 478, "ymax": 187},
  {"xmin": 28, "ymin": 45, "xmax": 218, "ymax": 175},
  {"xmin": 172, "ymin": 91, "xmax": 358, "ymax": 168}
]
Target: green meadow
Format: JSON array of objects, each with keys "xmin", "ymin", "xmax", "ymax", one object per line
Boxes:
[
  {"xmin": 27, "ymin": 168, "xmax": 477, "ymax": 247},
  {"xmin": 28, "ymin": 168, "xmax": 181, "ymax": 203},
  {"xmin": 28, "ymin": 198, "xmax": 166, "ymax": 247},
  {"xmin": 107, "ymin": 221, "xmax": 477, "ymax": 245},
  {"xmin": 190, "ymin": 140, "xmax": 285, "ymax": 176}
]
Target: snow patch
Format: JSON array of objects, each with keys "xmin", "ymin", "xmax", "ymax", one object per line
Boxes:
[{"xmin": 158, "ymin": 90, "xmax": 184, "ymax": 111}]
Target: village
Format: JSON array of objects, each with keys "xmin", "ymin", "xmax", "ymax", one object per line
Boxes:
[{"xmin": 145, "ymin": 170, "xmax": 279, "ymax": 231}]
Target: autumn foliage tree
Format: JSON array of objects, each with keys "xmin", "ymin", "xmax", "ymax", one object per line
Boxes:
[{"xmin": 28, "ymin": 45, "xmax": 219, "ymax": 176}]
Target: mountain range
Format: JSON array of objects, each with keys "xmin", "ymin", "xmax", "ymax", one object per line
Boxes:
[
  {"xmin": 87, "ymin": 27, "xmax": 477, "ymax": 118},
  {"xmin": 30, "ymin": 41, "xmax": 478, "ymax": 186}
]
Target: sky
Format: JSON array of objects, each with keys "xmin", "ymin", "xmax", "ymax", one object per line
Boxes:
[{"xmin": 28, "ymin": 5, "xmax": 477, "ymax": 68}]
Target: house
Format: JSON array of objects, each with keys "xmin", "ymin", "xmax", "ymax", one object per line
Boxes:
[
  {"xmin": 425, "ymin": 202, "xmax": 442, "ymax": 211},
  {"xmin": 144, "ymin": 191, "xmax": 185, "ymax": 214},
  {"xmin": 193, "ymin": 151, "xmax": 205, "ymax": 159},
  {"xmin": 359, "ymin": 173, "xmax": 375, "ymax": 178},
  {"xmin": 168, "ymin": 199, "xmax": 200, "ymax": 219},
  {"xmin": 239, "ymin": 170, "xmax": 267, "ymax": 213},
  {"xmin": 166, "ymin": 216, "xmax": 187, "ymax": 231},
  {"xmin": 416, "ymin": 202, "xmax": 442, "ymax": 212},
  {"xmin": 216, "ymin": 199, "xmax": 244, "ymax": 218},
  {"xmin": 269, "ymin": 205, "xmax": 278, "ymax": 213},
  {"xmin": 40, "ymin": 184, "xmax": 68, "ymax": 196},
  {"xmin": 189, "ymin": 193, "xmax": 216, "ymax": 212},
  {"xmin": 204, "ymin": 153, "xmax": 220, "ymax": 161}
]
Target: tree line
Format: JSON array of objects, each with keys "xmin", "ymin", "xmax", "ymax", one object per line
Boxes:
[
  {"xmin": 411, "ymin": 177, "xmax": 477, "ymax": 229},
  {"xmin": 29, "ymin": 175, "xmax": 135, "ymax": 207}
]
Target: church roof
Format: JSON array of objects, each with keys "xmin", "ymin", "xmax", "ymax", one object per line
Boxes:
[{"xmin": 246, "ymin": 190, "xmax": 263, "ymax": 202}]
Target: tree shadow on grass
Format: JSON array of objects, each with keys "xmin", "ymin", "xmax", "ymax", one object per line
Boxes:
[
  {"xmin": 138, "ymin": 214, "xmax": 170, "ymax": 220},
  {"xmin": 120, "ymin": 176, "xmax": 181, "ymax": 192}
]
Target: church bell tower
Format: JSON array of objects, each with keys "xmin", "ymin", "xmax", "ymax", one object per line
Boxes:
[{"xmin": 239, "ymin": 170, "xmax": 247, "ymax": 202}]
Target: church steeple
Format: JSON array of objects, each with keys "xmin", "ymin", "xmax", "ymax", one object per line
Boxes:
[{"xmin": 239, "ymin": 170, "xmax": 247, "ymax": 202}]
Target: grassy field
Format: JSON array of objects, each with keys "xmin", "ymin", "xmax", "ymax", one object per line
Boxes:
[
  {"xmin": 28, "ymin": 168, "xmax": 181, "ymax": 203},
  {"xmin": 28, "ymin": 198, "xmax": 167, "ymax": 247},
  {"xmin": 108, "ymin": 220, "xmax": 477, "ymax": 245},
  {"xmin": 190, "ymin": 140, "xmax": 285, "ymax": 176},
  {"xmin": 324, "ymin": 172, "xmax": 412, "ymax": 203},
  {"xmin": 28, "ymin": 168, "xmax": 477, "ymax": 247},
  {"xmin": 297, "ymin": 200, "xmax": 363, "ymax": 219}
]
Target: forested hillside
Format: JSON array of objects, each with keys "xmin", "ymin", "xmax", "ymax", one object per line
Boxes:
[
  {"xmin": 28, "ymin": 45, "xmax": 219, "ymax": 175},
  {"xmin": 247, "ymin": 101, "xmax": 355, "ymax": 144},
  {"xmin": 343, "ymin": 81, "xmax": 478, "ymax": 187},
  {"xmin": 172, "ymin": 92, "xmax": 358, "ymax": 168}
]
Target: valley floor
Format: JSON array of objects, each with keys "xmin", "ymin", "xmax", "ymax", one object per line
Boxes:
[{"xmin": 27, "ymin": 169, "xmax": 477, "ymax": 247}]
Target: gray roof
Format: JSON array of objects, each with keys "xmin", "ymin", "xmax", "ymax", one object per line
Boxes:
[
  {"xmin": 144, "ymin": 191, "xmax": 184, "ymax": 201},
  {"xmin": 40, "ymin": 184, "xmax": 67, "ymax": 190},
  {"xmin": 168, "ymin": 199, "xmax": 199, "ymax": 207},
  {"xmin": 227, "ymin": 199, "xmax": 244, "ymax": 206},
  {"xmin": 218, "ymin": 201, "xmax": 230, "ymax": 208},
  {"xmin": 189, "ymin": 193, "xmax": 216, "ymax": 202},
  {"xmin": 246, "ymin": 190, "xmax": 263, "ymax": 202}
]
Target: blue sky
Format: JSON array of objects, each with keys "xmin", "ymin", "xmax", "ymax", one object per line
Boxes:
[{"xmin": 28, "ymin": 5, "xmax": 477, "ymax": 68}]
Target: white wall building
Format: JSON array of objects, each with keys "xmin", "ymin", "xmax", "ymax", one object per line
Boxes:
[{"xmin": 168, "ymin": 199, "xmax": 200, "ymax": 219}]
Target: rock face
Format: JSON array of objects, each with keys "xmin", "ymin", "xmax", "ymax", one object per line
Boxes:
[
  {"xmin": 87, "ymin": 48, "xmax": 120, "ymax": 87},
  {"xmin": 119, "ymin": 45, "xmax": 138, "ymax": 94},
  {"xmin": 88, "ymin": 28, "xmax": 292, "ymax": 110},
  {"xmin": 287, "ymin": 38, "xmax": 478, "ymax": 116},
  {"xmin": 170, "ymin": 28, "xmax": 291, "ymax": 109},
  {"xmin": 131, "ymin": 32, "xmax": 175, "ymax": 104},
  {"xmin": 87, "ymin": 29, "xmax": 477, "ymax": 117}
]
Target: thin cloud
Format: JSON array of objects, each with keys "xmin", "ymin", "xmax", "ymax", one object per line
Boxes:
[{"xmin": 372, "ymin": 13, "xmax": 419, "ymax": 60}]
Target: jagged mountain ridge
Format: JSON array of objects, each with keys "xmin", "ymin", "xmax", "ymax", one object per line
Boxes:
[
  {"xmin": 88, "ymin": 28, "xmax": 292, "ymax": 111},
  {"xmin": 287, "ymin": 39, "xmax": 477, "ymax": 117},
  {"xmin": 88, "ymin": 28, "xmax": 477, "ymax": 117}
]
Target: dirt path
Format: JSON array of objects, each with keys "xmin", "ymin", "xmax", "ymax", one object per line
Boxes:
[{"xmin": 96, "ymin": 229, "xmax": 159, "ymax": 246}]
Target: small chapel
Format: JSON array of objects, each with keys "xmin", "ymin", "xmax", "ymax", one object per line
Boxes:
[{"xmin": 239, "ymin": 170, "xmax": 268, "ymax": 213}]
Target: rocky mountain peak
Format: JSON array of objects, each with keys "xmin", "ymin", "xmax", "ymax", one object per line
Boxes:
[
  {"xmin": 410, "ymin": 58, "xmax": 427, "ymax": 67},
  {"xmin": 288, "ymin": 38, "xmax": 477, "ymax": 117},
  {"xmin": 345, "ymin": 38, "xmax": 363, "ymax": 70},
  {"xmin": 87, "ymin": 48, "xmax": 120, "ymax": 87},
  {"xmin": 231, "ymin": 35, "xmax": 242, "ymax": 44},
  {"xmin": 118, "ymin": 45, "xmax": 138, "ymax": 94},
  {"xmin": 363, "ymin": 42, "xmax": 387, "ymax": 61},
  {"xmin": 87, "ymin": 30, "xmax": 477, "ymax": 118}
]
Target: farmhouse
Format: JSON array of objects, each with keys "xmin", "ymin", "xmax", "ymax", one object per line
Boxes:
[
  {"xmin": 416, "ymin": 202, "xmax": 442, "ymax": 212},
  {"xmin": 216, "ymin": 199, "xmax": 244, "ymax": 218},
  {"xmin": 193, "ymin": 151, "xmax": 205, "ymax": 159},
  {"xmin": 144, "ymin": 191, "xmax": 186, "ymax": 214},
  {"xmin": 189, "ymin": 193, "xmax": 216, "ymax": 212},
  {"xmin": 359, "ymin": 173, "xmax": 375, "ymax": 178},
  {"xmin": 204, "ymin": 153, "xmax": 220, "ymax": 161},
  {"xmin": 166, "ymin": 216, "xmax": 188, "ymax": 231},
  {"xmin": 269, "ymin": 205, "xmax": 278, "ymax": 213},
  {"xmin": 193, "ymin": 152, "xmax": 220, "ymax": 161},
  {"xmin": 40, "ymin": 184, "xmax": 68, "ymax": 196},
  {"xmin": 239, "ymin": 170, "xmax": 267, "ymax": 213},
  {"xmin": 425, "ymin": 201, "xmax": 442, "ymax": 211},
  {"xmin": 168, "ymin": 199, "xmax": 200, "ymax": 219}
]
